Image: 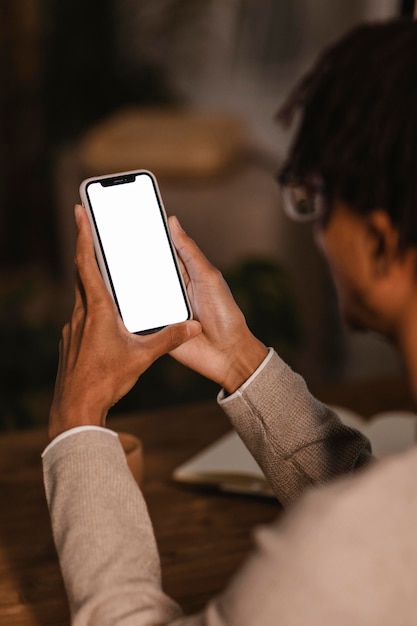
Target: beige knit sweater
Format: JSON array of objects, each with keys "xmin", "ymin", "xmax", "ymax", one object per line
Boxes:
[{"xmin": 43, "ymin": 351, "xmax": 417, "ymax": 625}]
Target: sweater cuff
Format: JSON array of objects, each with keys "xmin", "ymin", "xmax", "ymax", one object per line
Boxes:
[
  {"xmin": 217, "ymin": 347, "xmax": 278, "ymax": 405},
  {"xmin": 42, "ymin": 426, "xmax": 117, "ymax": 458}
]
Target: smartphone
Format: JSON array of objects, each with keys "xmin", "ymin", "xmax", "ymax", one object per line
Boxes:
[{"xmin": 79, "ymin": 169, "xmax": 192, "ymax": 334}]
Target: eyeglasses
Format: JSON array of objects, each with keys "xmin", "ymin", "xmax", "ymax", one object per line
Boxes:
[{"xmin": 278, "ymin": 170, "xmax": 327, "ymax": 223}]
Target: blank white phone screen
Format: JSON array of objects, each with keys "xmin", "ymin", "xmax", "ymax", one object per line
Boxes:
[{"xmin": 87, "ymin": 174, "xmax": 189, "ymax": 333}]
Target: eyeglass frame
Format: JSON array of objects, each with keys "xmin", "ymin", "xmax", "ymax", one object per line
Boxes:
[{"xmin": 277, "ymin": 168, "xmax": 328, "ymax": 223}]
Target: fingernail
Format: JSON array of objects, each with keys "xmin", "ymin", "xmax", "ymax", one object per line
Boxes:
[
  {"xmin": 172, "ymin": 215, "xmax": 185, "ymax": 232},
  {"xmin": 74, "ymin": 204, "xmax": 83, "ymax": 224},
  {"xmin": 187, "ymin": 320, "xmax": 201, "ymax": 336}
]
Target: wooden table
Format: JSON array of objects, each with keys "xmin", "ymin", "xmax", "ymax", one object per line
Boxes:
[
  {"xmin": 0, "ymin": 377, "xmax": 413, "ymax": 625},
  {"xmin": 0, "ymin": 401, "xmax": 280, "ymax": 625}
]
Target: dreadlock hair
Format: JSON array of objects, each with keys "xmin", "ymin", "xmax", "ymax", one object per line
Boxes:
[{"xmin": 277, "ymin": 19, "xmax": 417, "ymax": 249}]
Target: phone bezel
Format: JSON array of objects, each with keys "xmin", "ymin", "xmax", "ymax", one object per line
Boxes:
[{"xmin": 79, "ymin": 169, "xmax": 192, "ymax": 334}]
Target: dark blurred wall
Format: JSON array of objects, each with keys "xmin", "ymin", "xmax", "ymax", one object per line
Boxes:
[
  {"xmin": 0, "ymin": 0, "xmax": 56, "ymax": 270},
  {"xmin": 0, "ymin": 0, "xmax": 178, "ymax": 274},
  {"xmin": 43, "ymin": 0, "xmax": 177, "ymax": 147}
]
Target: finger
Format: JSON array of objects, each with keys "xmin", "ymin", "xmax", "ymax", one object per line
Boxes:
[
  {"xmin": 69, "ymin": 272, "xmax": 88, "ymax": 349},
  {"xmin": 55, "ymin": 334, "xmax": 65, "ymax": 382},
  {"xmin": 72, "ymin": 269, "xmax": 85, "ymax": 316},
  {"xmin": 74, "ymin": 204, "xmax": 110, "ymax": 303},
  {"xmin": 169, "ymin": 216, "xmax": 217, "ymax": 283},
  {"xmin": 174, "ymin": 248, "xmax": 191, "ymax": 290},
  {"xmin": 57, "ymin": 322, "xmax": 70, "ymax": 377}
]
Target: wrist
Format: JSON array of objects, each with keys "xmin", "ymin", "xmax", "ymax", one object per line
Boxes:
[
  {"xmin": 48, "ymin": 400, "xmax": 107, "ymax": 441},
  {"xmin": 221, "ymin": 338, "xmax": 268, "ymax": 394}
]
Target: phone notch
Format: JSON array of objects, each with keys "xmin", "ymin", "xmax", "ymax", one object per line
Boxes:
[{"xmin": 100, "ymin": 174, "xmax": 136, "ymax": 187}]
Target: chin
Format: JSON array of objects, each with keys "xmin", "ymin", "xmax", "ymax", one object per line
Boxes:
[
  {"xmin": 343, "ymin": 308, "xmax": 392, "ymax": 339},
  {"xmin": 340, "ymin": 309, "xmax": 366, "ymax": 331},
  {"xmin": 345, "ymin": 317, "xmax": 368, "ymax": 332},
  {"xmin": 341, "ymin": 307, "xmax": 370, "ymax": 333}
]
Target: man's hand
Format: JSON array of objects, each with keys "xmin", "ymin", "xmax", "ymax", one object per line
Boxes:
[
  {"xmin": 48, "ymin": 205, "xmax": 201, "ymax": 441},
  {"xmin": 169, "ymin": 216, "xmax": 268, "ymax": 394}
]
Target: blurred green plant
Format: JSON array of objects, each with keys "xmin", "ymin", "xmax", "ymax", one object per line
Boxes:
[{"xmin": 225, "ymin": 256, "xmax": 302, "ymax": 364}]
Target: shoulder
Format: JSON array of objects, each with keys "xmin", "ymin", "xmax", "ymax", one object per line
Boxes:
[
  {"xmin": 268, "ymin": 447, "xmax": 417, "ymax": 578},
  {"xmin": 290, "ymin": 446, "xmax": 417, "ymax": 530},
  {"xmin": 250, "ymin": 449, "xmax": 417, "ymax": 622}
]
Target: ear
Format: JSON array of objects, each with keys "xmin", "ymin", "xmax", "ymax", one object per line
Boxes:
[{"xmin": 366, "ymin": 210, "xmax": 401, "ymax": 277}]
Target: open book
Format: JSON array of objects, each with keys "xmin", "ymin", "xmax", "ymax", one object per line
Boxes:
[{"xmin": 173, "ymin": 406, "xmax": 417, "ymax": 498}]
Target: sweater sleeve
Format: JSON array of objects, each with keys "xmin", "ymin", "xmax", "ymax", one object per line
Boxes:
[
  {"xmin": 43, "ymin": 429, "xmax": 293, "ymax": 626},
  {"xmin": 218, "ymin": 350, "xmax": 373, "ymax": 506},
  {"xmin": 43, "ymin": 430, "xmax": 195, "ymax": 626},
  {"xmin": 43, "ymin": 427, "xmax": 414, "ymax": 626}
]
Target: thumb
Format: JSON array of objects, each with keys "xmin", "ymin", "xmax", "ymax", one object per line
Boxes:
[{"xmin": 140, "ymin": 319, "xmax": 201, "ymax": 359}]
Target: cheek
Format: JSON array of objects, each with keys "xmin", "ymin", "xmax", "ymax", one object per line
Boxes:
[
  {"xmin": 316, "ymin": 220, "xmax": 364, "ymax": 285},
  {"xmin": 332, "ymin": 270, "xmax": 366, "ymax": 310},
  {"xmin": 316, "ymin": 227, "xmax": 370, "ymax": 316},
  {"xmin": 327, "ymin": 262, "xmax": 359, "ymax": 306},
  {"xmin": 326, "ymin": 254, "xmax": 386, "ymax": 332},
  {"xmin": 316, "ymin": 228, "xmax": 352, "ymax": 286}
]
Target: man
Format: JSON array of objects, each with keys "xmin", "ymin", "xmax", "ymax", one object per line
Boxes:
[{"xmin": 43, "ymin": 20, "xmax": 417, "ymax": 625}]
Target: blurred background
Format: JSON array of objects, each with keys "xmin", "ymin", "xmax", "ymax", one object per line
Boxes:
[{"xmin": 0, "ymin": 0, "xmax": 413, "ymax": 430}]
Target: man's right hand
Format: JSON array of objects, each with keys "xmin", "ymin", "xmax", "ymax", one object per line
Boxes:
[{"xmin": 169, "ymin": 216, "xmax": 268, "ymax": 394}]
